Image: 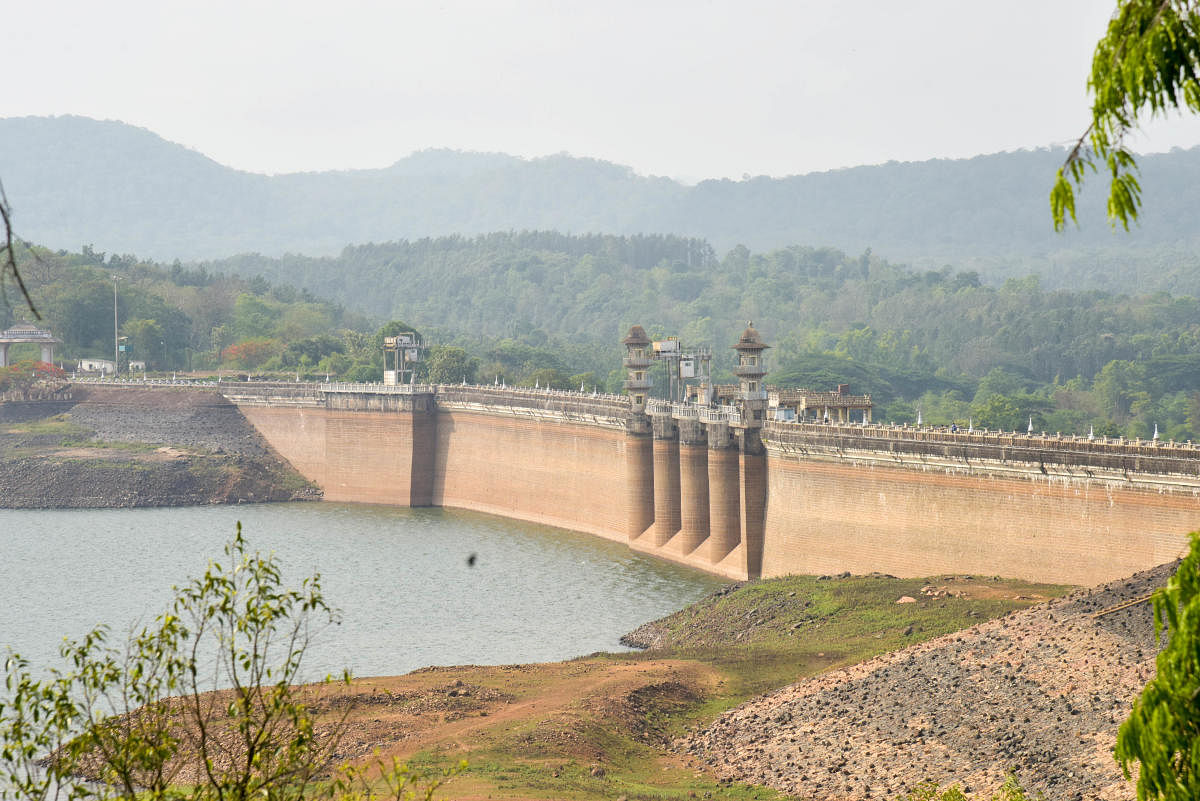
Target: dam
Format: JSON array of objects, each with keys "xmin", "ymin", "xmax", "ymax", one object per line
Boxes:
[{"xmin": 211, "ymin": 324, "xmax": 1200, "ymax": 586}]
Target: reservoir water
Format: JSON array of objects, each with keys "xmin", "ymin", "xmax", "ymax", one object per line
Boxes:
[{"xmin": 0, "ymin": 504, "xmax": 724, "ymax": 679}]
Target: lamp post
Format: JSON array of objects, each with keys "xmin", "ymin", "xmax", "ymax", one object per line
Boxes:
[{"xmin": 111, "ymin": 275, "xmax": 121, "ymax": 376}]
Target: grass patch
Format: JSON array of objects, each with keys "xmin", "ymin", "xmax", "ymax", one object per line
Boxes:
[{"xmin": 5, "ymin": 414, "xmax": 91, "ymax": 440}]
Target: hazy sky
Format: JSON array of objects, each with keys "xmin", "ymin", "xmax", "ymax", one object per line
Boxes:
[{"xmin": 9, "ymin": 1, "xmax": 1200, "ymax": 181}]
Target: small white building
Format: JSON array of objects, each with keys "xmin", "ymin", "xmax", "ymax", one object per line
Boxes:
[{"xmin": 78, "ymin": 358, "xmax": 116, "ymax": 374}]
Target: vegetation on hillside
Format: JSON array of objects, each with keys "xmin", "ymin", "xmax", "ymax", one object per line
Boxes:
[
  {"xmin": 208, "ymin": 233, "xmax": 1200, "ymax": 440},
  {"xmin": 11, "ymin": 234, "xmax": 1200, "ymax": 439}
]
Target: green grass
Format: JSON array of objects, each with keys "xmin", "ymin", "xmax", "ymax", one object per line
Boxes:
[{"xmin": 3, "ymin": 414, "xmax": 91, "ymax": 440}]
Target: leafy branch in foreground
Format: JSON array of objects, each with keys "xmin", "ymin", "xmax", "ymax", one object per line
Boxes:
[
  {"xmin": 0, "ymin": 181, "xmax": 39, "ymax": 318},
  {"xmin": 1115, "ymin": 531, "xmax": 1200, "ymax": 799},
  {"xmin": 331, "ymin": 755, "xmax": 466, "ymax": 801},
  {"xmin": 0, "ymin": 525, "xmax": 433, "ymax": 801},
  {"xmin": 1052, "ymin": 0, "xmax": 1200, "ymax": 230}
]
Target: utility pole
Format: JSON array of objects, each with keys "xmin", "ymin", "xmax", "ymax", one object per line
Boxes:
[{"xmin": 112, "ymin": 275, "xmax": 121, "ymax": 376}]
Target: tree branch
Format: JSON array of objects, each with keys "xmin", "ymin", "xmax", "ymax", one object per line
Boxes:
[{"xmin": 0, "ymin": 181, "xmax": 40, "ymax": 319}]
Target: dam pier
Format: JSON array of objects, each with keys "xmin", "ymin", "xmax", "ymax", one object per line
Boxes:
[{"xmin": 211, "ymin": 323, "xmax": 1200, "ymax": 585}]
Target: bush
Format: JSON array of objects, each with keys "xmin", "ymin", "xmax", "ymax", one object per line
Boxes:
[{"xmin": 1116, "ymin": 530, "xmax": 1200, "ymax": 799}]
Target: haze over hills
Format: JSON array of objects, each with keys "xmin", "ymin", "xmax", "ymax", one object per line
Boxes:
[{"xmin": 4, "ymin": 115, "xmax": 1200, "ymax": 290}]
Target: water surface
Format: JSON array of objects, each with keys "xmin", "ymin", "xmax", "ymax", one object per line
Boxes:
[{"xmin": 0, "ymin": 504, "xmax": 724, "ymax": 679}]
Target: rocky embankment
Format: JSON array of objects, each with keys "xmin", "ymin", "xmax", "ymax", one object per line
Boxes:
[
  {"xmin": 682, "ymin": 563, "xmax": 1172, "ymax": 800},
  {"xmin": 0, "ymin": 385, "xmax": 318, "ymax": 507}
]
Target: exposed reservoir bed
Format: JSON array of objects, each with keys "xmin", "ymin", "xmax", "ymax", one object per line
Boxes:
[{"xmin": 0, "ymin": 503, "xmax": 724, "ymax": 676}]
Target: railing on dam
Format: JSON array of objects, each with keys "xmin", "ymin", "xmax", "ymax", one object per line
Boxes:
[
  {"xmin": 434, "ymin": 384, "xmax": 631, "ymax": 424},
  {"xmin": 763, "ymin": 419, "xmax": 1200, "ymax": 476},
  {"xmin": 648, "ymin": 399, "xmax": 744, "ymax": 426},
  {"xmin": 698, "ymin": 404, "xmax": 743, "ymax": 425},
  {"xmin": 71, "ymin": 377, "xmax": 220, "ymax": 388},
  {"xmin": 323, "ymin": 382, "xmax": 436, "ymax": 394}
]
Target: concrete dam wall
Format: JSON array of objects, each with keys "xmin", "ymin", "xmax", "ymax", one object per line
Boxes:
[
  {"xmin": 761, "ymin": 423, "xmax": 1200, "ymax": 585},
  {"xmin": 222, "ymin": 383, "xmax": 1200, "ymax": 584}
]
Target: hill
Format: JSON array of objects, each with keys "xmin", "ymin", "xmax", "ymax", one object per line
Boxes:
[
  {"xmin": 4, "ymin": 115, "xmax": 1200, "ymax": 289},
  {"xmin": 685, "ymin": 562, "xmax": 1172, "ymax": 799}
]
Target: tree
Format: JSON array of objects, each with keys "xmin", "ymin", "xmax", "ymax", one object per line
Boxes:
[
  {"xmin": 1052, "ymin": 1, "xmax": 1200, "ymax": 230},
  {"xmin": 425, "ymin": 345, "xmax": 478, "ymax": 384},
  {"xmin": 222, "ymin": 338, "xmax": 283, "ymax": 370},
  {"xmin": 1093, "ymin": 359, "xmax": 1150, "ymax": 422},
  {"xmin": 232, "ymin": 293, "xmax": 281, "ymax": 341},
  {"xmin": 1116, "ymin": 531, "xmax": 1200, "ymax": 799},
  {"xmin": 122, "ymin": 318, "xmax": 166, "ymax": 370}
]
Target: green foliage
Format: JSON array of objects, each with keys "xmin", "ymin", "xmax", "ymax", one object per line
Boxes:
[
  {"xmin": 900, "ymin": 776, "xmax": 1040, "ymax": 800},
  {"xmin": 1116, "ymin": 531, "xmax": 1200, "ymax": 799},
  {"xmin": 0, "ymin": 526, "xmax": 355, "ymax": 801},
  {"xmin": 14, "ymin": 237, "xmax": 1200, "ymax": 437},
  {"xmin": 425, "ymin": 346, "xmax": 478, "ymax": 384},
  {"xmin": 232, "ymin": 293, "xmax": 281, "ymax": 340},
  {"xmin": 6, "ymin": 245, "xmax": 362, "ymax": 371},
  {"xmin": 121, "ymin": 317, "xmax": 166, "ymax": 369},
  {"xmin": 1053, "ymin": 1, "xmax": 1200, "ymax": 230},
  {"xmin": 331, "ymin": 755, "xmax": 465, "ymax": 801}
]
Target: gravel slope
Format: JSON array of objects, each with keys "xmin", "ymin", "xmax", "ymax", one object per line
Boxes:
[
  {"xmin": 0, "ymin": 386, "xmax": 316, "ymax": 507},
  {"xmin": 684, "ymin": 562, "xmax": 1174, "ymax": 800}
]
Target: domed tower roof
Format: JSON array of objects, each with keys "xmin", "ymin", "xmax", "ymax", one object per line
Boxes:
[
  {"xmin": 732, "ymin": 322, "xmax": 769, "ymax": 352},
  {"xmin": 622, "ymin": 325, "xmax": 651, "ymax": 346}
]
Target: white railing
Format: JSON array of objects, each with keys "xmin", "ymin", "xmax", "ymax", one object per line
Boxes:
[
  {"xmin": 647, "ymin": 398, "xmax": 747, "ymax": 425},
  {"xmin": 70, "ymin": 377, "xmax": 220, "ymax": 387},
  {"xmin": 699, "ymin": 404, "xmax": 744, "ymax": 425},
  {"xmin": 445, "ymin": 383, "xmax": 626, "ymax": 400},
  {"xmin": 671, "ymin": 403, "xmax": 699, "ymax": 420},
  {"xmin": 762, "ymin": 419, "xmax": 1200, "ymax": 454},
  {"xmin": 322, "ymin": 382, "xmax": 436, "ymax": 394},
  {"xmin": 647, "ymin": 399, "xmax": 672, "ymax": 415}
]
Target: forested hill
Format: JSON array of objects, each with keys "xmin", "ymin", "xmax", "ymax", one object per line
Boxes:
[
  {"xmin": 4, "ymin": 115, "xmax": 1200, "ymax": 290},
  {"xmin": 16, "ymin": 236, "xmax": 1200, "ymax": 441}
]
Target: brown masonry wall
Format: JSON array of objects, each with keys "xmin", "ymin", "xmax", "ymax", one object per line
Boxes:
[
  {"xmin": 761, "ymin": 423, "xmax": 1200, "ymax": 585},
  {"xmin": 233, "ymin": 388, "xmax": 437, "ymax": 506},
  {"xmin": 430, "ymin": 408, "xmax": 629, "ymax": 540}
]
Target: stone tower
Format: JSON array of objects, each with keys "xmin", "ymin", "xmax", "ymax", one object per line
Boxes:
[
  {"xmin": 732, "ymin": 322, "xmax": 769, "ymax": 425},
  {"xmin": 622, "ymin": 325, "xmax": 653, "ymax": 411}
]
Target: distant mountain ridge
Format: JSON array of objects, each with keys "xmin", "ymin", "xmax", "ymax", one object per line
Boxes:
[{"xmin": 3, "ymin": 115, "xmax": 1200, "ymax": 289}]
